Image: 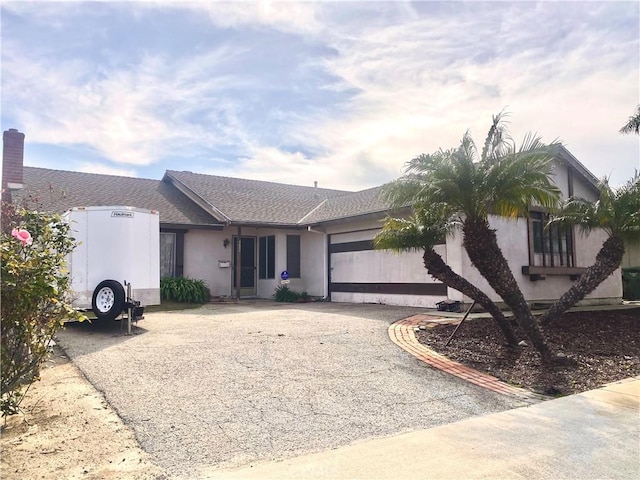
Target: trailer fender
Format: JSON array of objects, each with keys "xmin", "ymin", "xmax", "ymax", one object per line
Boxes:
[{"xmin": 92, "ymin": 280, "xmax": 125, "ymax": 320}]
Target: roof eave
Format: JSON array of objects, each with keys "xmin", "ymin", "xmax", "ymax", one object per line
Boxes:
[
  {"xmin": 163, "ymin": 172, "xmax": 231, "ymax": 223},
  {"xmin": 556, "ymin": 146, "xmax": 600, "ymax": 195},
  {"xmin": 308, "ymin": 207, "xmax": 410, "ymax": 227}
]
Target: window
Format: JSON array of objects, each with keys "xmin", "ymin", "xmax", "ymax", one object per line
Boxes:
[
  {"xmin": 530, "ymin": 211, "xmax": 574, "ymax": 267},
  {"xmin": 286, "ymin": 234, "xmax": 301, "ymax": 278},
  {"xmin": 160, "ymin": 232, "xmax": 176, "ymax": 278},
  {"xmin": 259, "ymin": 235, "xmax": 275, "ymax": 279}
]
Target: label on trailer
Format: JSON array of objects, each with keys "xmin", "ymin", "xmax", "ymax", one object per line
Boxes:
[{"xmin": 111, "ymin": 211, "xmax": 134, "ymax": 218}]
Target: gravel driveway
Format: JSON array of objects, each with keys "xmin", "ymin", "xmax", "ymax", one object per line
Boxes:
[{"xmin": 57, "ymin": 301, "xmax": 524, "ymax": 479}]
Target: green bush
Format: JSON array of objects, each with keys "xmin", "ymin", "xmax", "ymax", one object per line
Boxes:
[
  {"xmin": 1, "ymin": 202, "xmax": 85, "ymax": 415},
  {"xmin": 273, "ymin": 285, "xmax": 303, "ymax": 302},
  {"xmin": 160, "ymin": 276, "xmax": 210, "ymax": 304}
]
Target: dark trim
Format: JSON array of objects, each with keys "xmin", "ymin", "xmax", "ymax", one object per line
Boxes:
[
  {"xmin": 330, "ymin": 240, "xmax": 375, "ymax": 253},
  {"xmin": 330, "ymin": 282, "xmax": 447, "ymax": 296},
  {"xmin": 330, "ymin": 238, "xmax": 444, "ymax": 254},
  {"xmin": 521, "ymin": 265, "xmax": 587, "ymax": 281},
  {"xmin": 527, "ymin": 213, "xmax": 535, "ymax": 267},
  {"xmin": 286, "ymin": 234, "xmax": 301, "ymax": 278},
  {"xmin": 160, "ymin": 223, "xmax": 223, "ymax": 230},
  {"xmin": 329, "ymin": 227, "xmax": 382, "ymax": 236},
  {"xmin": 567, "ymin": 167, "xmax": 574, "ymax": 198}
]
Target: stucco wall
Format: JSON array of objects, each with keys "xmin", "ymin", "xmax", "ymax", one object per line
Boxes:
[
  {"xmin": 330, "ymin": 291, "xmax": 448, "ymax": 308},
  {"xmin": 622, "ymin": 241, "xmax": 640, "ymax": 268},
  {"xmin": 551, "ymin": 161, "xmax": 570, "ymax": 198},
  {"xmin": 183, "ymin": 226, "xmax": 326, "ymax": 299},
  {"xmin": 455, "ymin": 215, "xmax": 622, "ymax": 304},
  {"xmin": 572, "ymin": 174, "xmax": 598, "ymax": 201},
  {"xmin": 183, "ymin": 229, "xmax": 232, "ymax": 297}
]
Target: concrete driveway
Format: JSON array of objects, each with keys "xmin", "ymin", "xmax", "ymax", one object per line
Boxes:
[{"xmin": 56, "ymin": 301, "xmax": 525, "ymax": 479}]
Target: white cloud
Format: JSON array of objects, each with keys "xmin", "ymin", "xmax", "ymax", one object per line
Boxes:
[
  {"xmin": 2, "ymin": 1, "xmax": 638, "ymax": 191},
  {"xmin": 270, "ymin": 1, "xmax": 640, "ymax": 188},
  {"xmin": 159, "ymin": 1, "xmax": 324, "ymax": 36},
  {"xmin": 77, "ymin": 163, "xmax": 137, "ymax": 177},
  {"xmin": 2, "ymin": 39, "xmax": 253, "ymax": 167}
]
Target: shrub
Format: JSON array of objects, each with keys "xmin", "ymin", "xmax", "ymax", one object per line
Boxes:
[
  {"xmin": 1, "ymin": 202, "xmax": 85, "ymax": 415},
  {"xmin": 160, "ymin": 276, "xmax": 210, "ymax": 304},
  {"xmin": 273, "ymin": 285, "xmax": 302, "ymax": 302}
]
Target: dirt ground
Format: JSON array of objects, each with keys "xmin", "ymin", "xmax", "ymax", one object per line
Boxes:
[
  {"xmin": 0, "ymin": 346, "xmax": 166, "ymax": 480},
  {"xmin": 3, "ymin": 307, "xmax": 638, "ymax": 479},
  {"xmin": 417, "ymin": 307, "xmax": 640, "ymax": 395}
]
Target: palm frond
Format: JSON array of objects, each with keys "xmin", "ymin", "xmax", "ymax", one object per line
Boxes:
[
  {"xmin": 620, "ymin": 105, "xmax": 640, "ymax": 135},
  {"xmin": 549, "ymin": 173, "xmax": 640, "ymax": 239},
  {"xmin": 481, "ymin": 110, "xmax": 512, "ymax": 162},
  {"xmin": 374, "ymin": 205, "xmax": 456, "ymax": 252},
  {"xmin": 388, "ymin": 113, "xmax": 564, "ymax": 223}
]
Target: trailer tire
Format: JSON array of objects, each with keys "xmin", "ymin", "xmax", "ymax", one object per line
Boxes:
[{"xmin": 92, "ymin": 280, "xmax": 125, "ymax": 321}]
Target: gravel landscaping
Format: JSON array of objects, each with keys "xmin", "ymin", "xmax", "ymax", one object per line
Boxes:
[{"xmin": 55, "ymin": 301, "xmax": 525, "ymax": 479}]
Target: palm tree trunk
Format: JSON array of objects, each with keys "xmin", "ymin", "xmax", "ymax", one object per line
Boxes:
[
  {"xmin": 462, "ymin": 217, "xmax": 554, "ymax": 362},
  {"xmin": 422, "ymin": 248, "xmax": 519, "ymax": 347},
  {"xmin": 539, "ymin": 236, "xmax": 624, "ymax": 326}
]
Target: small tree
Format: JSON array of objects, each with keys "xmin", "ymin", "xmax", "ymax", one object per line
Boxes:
[
  {"xmin": 539, "ymin": 175, "xmax": 640, "ymax": 325},
  {"xmin": 1, "ymin": 202, "xmax": 85, "ymax": 415},
  {"xmin": 374, "ymin": 206, "xmax": 519, "ymax": 347},
  {"xmin": 382, "ymin": 113, "xmax": 561, "ymax": 361}
]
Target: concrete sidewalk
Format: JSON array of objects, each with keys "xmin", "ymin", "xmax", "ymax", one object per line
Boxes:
[{"xmin": 207, "ymin": 377, "xmax": 640, "ymax": 480}]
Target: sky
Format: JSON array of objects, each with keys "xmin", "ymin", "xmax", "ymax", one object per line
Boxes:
[{"xmin": 1, "ymin": 1, "xmax": 639, "ymax": 191}]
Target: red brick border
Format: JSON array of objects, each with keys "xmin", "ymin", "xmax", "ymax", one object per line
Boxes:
[{"xmin": 389, "ymin": 315, "xmax": 546, "ymax": 403}]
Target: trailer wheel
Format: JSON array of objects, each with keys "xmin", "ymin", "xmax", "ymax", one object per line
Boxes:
[{"xmin": 92, "ymin": 280, "xmax": 125, "ymax": 321}]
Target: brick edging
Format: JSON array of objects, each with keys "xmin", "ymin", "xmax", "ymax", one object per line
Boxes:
[{"xmin": 389, "ymin": 316, "xmax": 546, "ymax": 403}]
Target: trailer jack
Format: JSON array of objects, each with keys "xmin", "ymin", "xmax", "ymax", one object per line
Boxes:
[{"xmin": 124, "ymin": 281, "xmax": 144, "ymax": 335}]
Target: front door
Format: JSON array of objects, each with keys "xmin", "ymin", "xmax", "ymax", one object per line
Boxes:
[{"xmin": 232, "ymin": 236, "xmax": 257, "ymax": 296}]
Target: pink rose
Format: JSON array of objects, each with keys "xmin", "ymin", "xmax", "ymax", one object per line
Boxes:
[{"xmin": 11, "ymin": 228, "xmax": 33, "ymax": 247}]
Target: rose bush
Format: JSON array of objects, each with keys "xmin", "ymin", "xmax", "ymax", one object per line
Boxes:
[
  {"xmin": 11, "ymin": 228, "xmax": 33, "ymax": 246},
  {"xmin": 1, "ymin": 202, "xmax": 85, "ymax": 415}
]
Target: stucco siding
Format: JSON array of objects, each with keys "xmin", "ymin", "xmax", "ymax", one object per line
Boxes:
[
  {"xmin": 455, "ymin": 215, "xmax": 621, "ymax": 304},
  {"xmin": 183, "ymin": 230, "xmax": 232, "ymax": 297},
  {"xmin": 623, "ymin": 241, "xmax": 640, "ymax": 268}
]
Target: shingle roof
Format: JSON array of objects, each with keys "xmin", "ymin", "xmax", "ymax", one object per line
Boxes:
[
  {"xmin": 18, "ymin": 167, "xmax": 220, "ymax": 227},
  {"xmin": 301, "ymin": 186, "xmax": 392, "ymax": 224},
  {"xmin": 165, "ymin": 170, "xmax": 349, "ymax": 225},
  {"xmin": 14, "ymin": 146, "xmax": 601, "ymax": 229}
]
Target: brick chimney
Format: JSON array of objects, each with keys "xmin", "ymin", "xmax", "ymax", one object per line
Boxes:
[{"xmin": 2, "ymin": 128, "xmax": 25, "ymax": 203}]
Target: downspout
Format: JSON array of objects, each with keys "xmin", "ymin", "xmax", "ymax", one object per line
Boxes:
[{"xmin": 307, "ymin": 226, "xmax": 329, "ymax": 300}]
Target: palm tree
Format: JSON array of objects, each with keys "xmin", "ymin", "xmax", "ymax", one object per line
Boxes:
[
  {"xmin": 384, "ymin": 113, "xmax": 562, "ymax": 361},
  {"xmin": 620, "ymin": 105, "xmax": 640, "ymax": 135},
  {"xmin": 374, "ymin": 206, "xmax": 519, "ymax": 347},
  {"xmin": 539, "ymin": 175, "xmax": 640, "ymax": 325}
]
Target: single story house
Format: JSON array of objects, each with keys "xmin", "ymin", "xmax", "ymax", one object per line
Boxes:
[{"xmin": 2, "ymin": 128, "xmax": 622, "ymax": 307}]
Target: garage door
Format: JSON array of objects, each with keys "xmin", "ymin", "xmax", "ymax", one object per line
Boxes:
[{"xmin": 328, "ymin": 228, "xmax": 448, "ymax": 307}]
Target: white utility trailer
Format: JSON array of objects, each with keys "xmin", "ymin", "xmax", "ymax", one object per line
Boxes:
[{"xmin": 64, "ymin": 206, "xmax": 160, "ymax": 321}]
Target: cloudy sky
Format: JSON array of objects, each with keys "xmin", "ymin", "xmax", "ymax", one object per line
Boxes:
[{"xmin": 2, "ymin": 1, "xmax": 638, "ymax": 191}]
